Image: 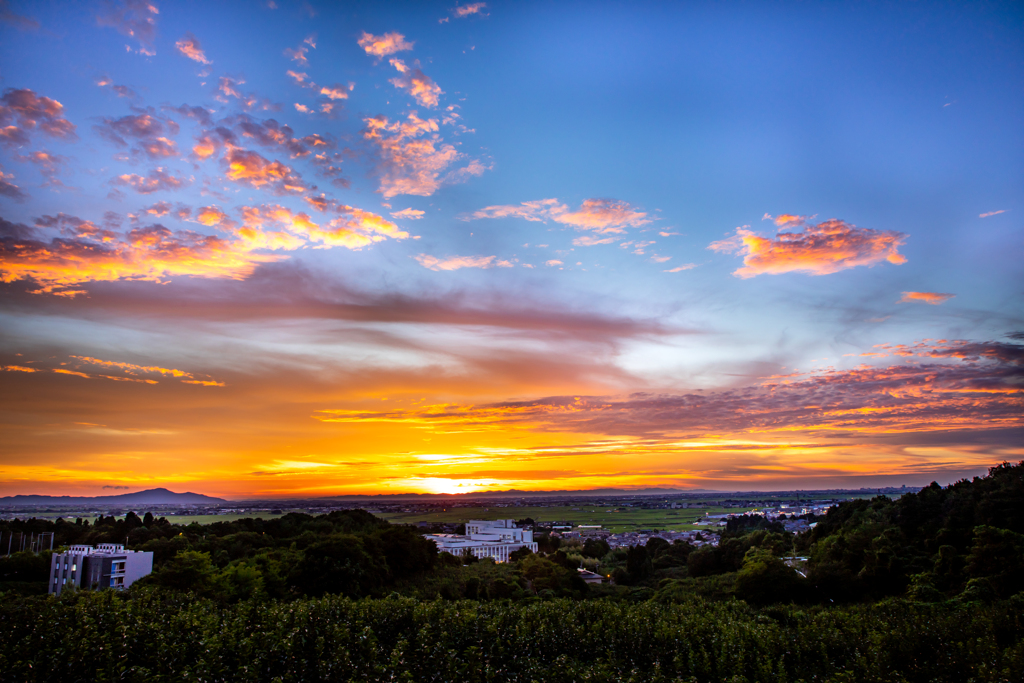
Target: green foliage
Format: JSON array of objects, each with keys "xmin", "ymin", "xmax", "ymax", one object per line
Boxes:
[
  {"xmin": 803, "ymin": 461, "xmax": 1024, "ymax": 603},
  {"xmin": 1, "ymin": 590, "xmax": 1021, "ymax": 682},
  {"xmin": 734, "ymin": 548, "xmax": 803, "ymax": 605}
]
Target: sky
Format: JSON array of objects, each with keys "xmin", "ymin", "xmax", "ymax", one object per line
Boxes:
[{"xmin": 0, "ymin": 0, "xmax": 1021, "ymax": 499}]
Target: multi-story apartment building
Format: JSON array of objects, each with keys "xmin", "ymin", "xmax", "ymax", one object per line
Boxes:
[
  {"xmin": 48, "ymin": 544, "xmax": 153, "ymax": 596},
  {"xmin": 424, "ymin": 519, "xmax": 537, "ymax": 562}
]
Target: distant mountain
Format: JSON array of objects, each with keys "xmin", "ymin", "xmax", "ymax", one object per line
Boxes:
[{"xmin": 0, "ymin": 488, "xmax": 225, "ymax": 506}]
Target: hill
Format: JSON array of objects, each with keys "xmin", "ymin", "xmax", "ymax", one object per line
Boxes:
[{"xmin": 0, "ymin": 488, "xmax": 225, "ymax": 506}]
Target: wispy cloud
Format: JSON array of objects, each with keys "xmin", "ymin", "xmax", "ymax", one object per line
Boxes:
[
  {"xmin": 467, "ymin": 197, "xmax": 652, "ymax": 244},
  {"xmin": 979, "ymin": 210, "xmax": 1006, "ymax": 218},
  {"xmin": 391, "ymin": 208, "xmax": 425, "ymax": 220},
  {"xmin": 111, "ymin": 167, "xmax": 188, "ymax": 194},
  {"xmin": 97, "ymin": 0, "xmax": 159, "ymax": 56},
  {"xmin": 709, "ymin": 216, "xmax": 907, "ymax": 278},
  {"xmin": 0, "ymin": 166, "xmax": 28, "ymax": 201},
  {"xmin": 95, "ymin": 76, "xmax": 139, "ymax": 100}
]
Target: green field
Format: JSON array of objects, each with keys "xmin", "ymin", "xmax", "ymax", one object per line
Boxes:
[
  {"xmin": 370, "ymin": 505, "xmax": 747, "ymax": 533},
  {"xmin": 5, "ymin": 505, "xmax": 762, "ymax": 532}
]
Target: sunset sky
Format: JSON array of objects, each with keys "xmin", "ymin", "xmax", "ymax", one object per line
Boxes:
[{"xmin": 1, "ymin": 0, "xmax": 1021, "ymax": 499}]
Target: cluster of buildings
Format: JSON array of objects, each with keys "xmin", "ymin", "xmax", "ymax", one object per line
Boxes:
[
  {"xmin": 49, "ymin": 544, "xmax": 153, "ymax": 596},
  {"xmin": 423, "ymin": 519, "xmax": 538, "ymax": 562}
]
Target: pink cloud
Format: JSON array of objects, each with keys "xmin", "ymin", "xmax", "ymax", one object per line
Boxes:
[
  {"xmin": 415, "ymin": 254, "xmax": 505, "ymax": 271},
  {"xmin": 362, "ymin": 113, "xmax": 461, "ymax": 198},
  {"xmin": 466, "ymin": 197, "xmax": 651, "ymax": 240},
  {"xmin": 451, "ymin": 3, "xmax": 488, "ymax": 18},
  {"xmin": 391, "ymin": 208, "xmax": 425, "ymax": 220},
  {"xmin": 175, "ymin": 32, "xmax": 211, "ymax": 64},
  {"xmin": 389, "ymin": 59, "xmax": 443, "ymax": 108}
]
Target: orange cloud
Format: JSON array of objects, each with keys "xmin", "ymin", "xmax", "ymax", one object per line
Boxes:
[
  {"xmin": 899, "ymin": 291, "xmax": 955, "ymax": 305},
  {"xmin": 145, "ymin": 201, "xmax": 171, "ymax": 217},
  {"xmin": 2, "ymin": 365, "xmax": 37, "ymax": 372},
  {"xmin": 175, "ymin": 33, "xmax": 211, "ymax": 64},
  {"xmin": 316, "ymin": 339, "xmax": 1023, "ymax": 439},
  {"xmin": 362, "ymin": 113, "xmax": 462, "ymax": 198},
  {"xmin": 0, "ymin": 215, "xmax": 283, "ymax": 295},
  {"xmin": 111, "ymin": 167, "xmax": 189, "ymax": 194},
  {"xmin": 0, "ymin": 88, "xmax": 77, "ymax": 146},
  {"xmin": 66, "ymin": 355, "xmax": 224, "ymax": 386},
  {"xmin": 415, "ymin": 254, "xmax": 510, "ymax": 270},
  {"xmin": 224, "ymin": 147, "xmax": 306, "ymax": 193},
  {"xmin": 389, "ymin": 59, "xmax": 443, "ymax": 108},
  {"xmin": 357, "ymin": 31, "xmax": 413, "ymax": 59},
  {"xmin": 238, "ymin": 204, "xmax": 407, "ymax": 250},
  {"xmin": 320, "ymin": 84, "xmax": 351, "ymax": 100},
  {"xmin": 709, "ymin": 218, "xmax": 907, "ymax": 278},
  {"xmin": 194, "ymin": 205, "xmax": 232, "ymax": 227}
]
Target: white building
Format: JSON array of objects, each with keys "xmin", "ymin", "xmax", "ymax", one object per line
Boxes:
[
  {"xmin": 49, "ymin": 544, "xmax": 153, "ymax": 596},
  {"xmin": 425, "ymin": 519, "xmax": 537, "ymax": 562}
]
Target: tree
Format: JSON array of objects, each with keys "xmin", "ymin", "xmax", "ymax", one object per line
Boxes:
[
  {"xmin": 582, "ymin": 538, "xmax": 610, "ymax": 559},
  {"xmin": 735, "ymin": 547, "xmax": 803, "ymax": 605},
  {"xmin": 147, "ymin": 550, "xmax": 217, "ymax": 593},
  {"xmin": 292, "ymin": 534, "xmax": 385, "ymax": 598}
]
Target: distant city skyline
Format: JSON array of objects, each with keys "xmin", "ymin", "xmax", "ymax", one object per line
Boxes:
[{"xmin": 1, "ymin": 1, "xmax": 1021, "ymax": 497}]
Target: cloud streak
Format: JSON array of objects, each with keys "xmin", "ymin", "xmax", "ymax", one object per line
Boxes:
[
  {"xmin": 316, "ymin": 339, "xmax": 1023, "ymax": 438},
  {"xmin": 899, "ymin": 291, "xmax": 955, "ymax": 305}
]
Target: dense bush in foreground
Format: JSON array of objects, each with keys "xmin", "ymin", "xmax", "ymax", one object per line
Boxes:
[{"xmin": 1, "ymin": 589, "xmax": 1022, "ymax": 682}]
